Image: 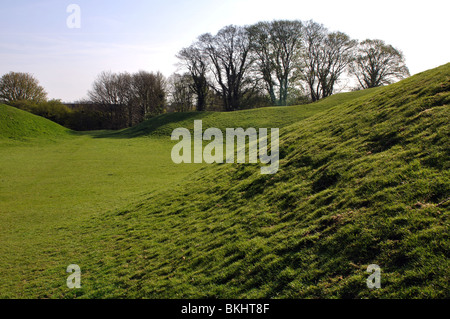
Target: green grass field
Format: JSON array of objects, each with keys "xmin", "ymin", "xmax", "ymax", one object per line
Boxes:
[{"xmin": 0, "ymin": 64, "xmax": 448, "ymax": 298}]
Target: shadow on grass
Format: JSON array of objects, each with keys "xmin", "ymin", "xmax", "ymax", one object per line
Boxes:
[{"xmin": 69, "ymin": 111, "xmax": 211, "ymax": 139}]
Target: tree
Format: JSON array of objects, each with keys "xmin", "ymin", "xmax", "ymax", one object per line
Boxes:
[
  {"xmin": 132, "ymin": 71, "xmax": 166, "ymax": 118},
  {"xmin": 115, "ymin": 72, "xmax": 134, "ymax": 127},
  {"xmin": 87, "ymin": 71, "xmax": 130, "ymax": 129},
  {"xmin": 199, "ymin": 25, "xmax": 255, "ymax": 111},
  {"xmin": 88, "ymin": 71, "xmax": 130, "ymax": 105},
  {"xmin": 131, "ymin": 70, "xmax": 152, "ymax": 121},
  {"xmin": 247, "ymin": 22, "xmax": 277, "ymax": 105},
  {"xmin": 177, "ymin": 44, "xmax": 209, "ymax": 111},
  {"xmin": 350, "ymin": 39, "xmax": 410, "ymax": 89},
  {"xmin": 0, "ymin": 72, "xmax": 47, "ymax": 103},
  {"xmin": 318, "ymin": 31, "xmax": 356, "ymax": 98},
  {"xmin": 301, "ymin": 21, "xmax": 356, "ymax": 101},
  {"xmin": 302, "ymin": 21, "xmax": 328, "ymax": 102},
  {"xmin": 168, "ymin": 73, "xmax": 194, "ymax": 112},
  {"xmin": 88, "ymin": 70, "xmax": 167, "ymax": 128},
  {"xmin": 248, "ymin": 20, "xmax": 304, "ymax": 106}
]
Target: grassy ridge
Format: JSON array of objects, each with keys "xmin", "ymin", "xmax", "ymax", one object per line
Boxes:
[
  {"xmin": 0, "ymin": 81, "xmax": 354, "ymax": 298},
  {"xmin": 0, "ymin": 64, "xmax": 448, "ymax": 298},
  {"xmin": 107, "ymin": 87, "xmax": 379, "ymax": 138},
  {"xmin": 0, "ymin": 104, "xmax": 70, "ymax": 143},
  {"xmin": 70, "ymin": 63, "xmax": 448, "ymax": 298}
]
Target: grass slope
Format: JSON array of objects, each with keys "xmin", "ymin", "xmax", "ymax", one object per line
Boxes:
[
  {"xmin": 68, "ymin": 63, "xmax": 448, "ymax": 299},
  {"xmin": 0, "ymin": 83, "xmax": 353, "ymax": 298},
  {"xmin": 0, "ymin": 64, "xmax": 448, "ymax": 299},
  {"xmin": 0, "ymin": 136, "xmax": 203, "ymax": 299},
  {"xmin": 0, "ymin": 104, "xmax": 69, "ymax": 143},
  {"xmin": 106, "ymin": 87, "xmax": 379, "ymax": 138}
]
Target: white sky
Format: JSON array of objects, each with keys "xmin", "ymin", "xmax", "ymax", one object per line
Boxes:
[{"xmin": 0, "ymin": 0, "xmax": 448, "ymax": 102}]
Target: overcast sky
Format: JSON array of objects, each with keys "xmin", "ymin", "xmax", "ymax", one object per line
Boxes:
[{"xmin": 0, "ymin": 0, "xmax": 448, "ymax": 102}]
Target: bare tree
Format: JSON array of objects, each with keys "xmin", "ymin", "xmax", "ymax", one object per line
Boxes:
[
  {"xmin": 132, "ymin": 71, "xmax": 166, "ymax": 117},
  {"xmin": 199, "ymin": 25, "xmax": 255, "ymax": 111},
  {"xmin": 0, "ymin": 72, "xmax": 47, "ymax": 103},
  {"xmin": 350, "ymin": 39, "xmax": 410, "ymax": 89},
  {"xmin": 302, "ymin": 21, "xmax": 327, "ymax": 102},
  {"xmin": 88, "ymin": 70, "xmax": 167, "ymax": 128},
  {"xmin": 302, "ymin": 21, "xmax": 356, "ymax": 101},
  {"xmin": 248, "ymin": 20, "xmax": 304, "ymax": 106},
  {"xmin": 88, "ymin": 71, "xmax": 131, "ymax": 129},
  {"xmin": 271, "ymin": 20, "xmax": 304, "ymax": 106},
  {"xmin": 168, "ymin": 73, "xmax": 194, "ymax": 112},
  {"xmin": 129, "ymin": 70, "xmax": 167, "ymax": 121},
  {"xmin": 177, "ymin": 44, "xmax": 209, "ymax": 111},
  {"xmin": 88, "ymin": 71, "xmax": 129, "ymax": 105},
  {"xmin": 116, "ymin": 72, "xmax": 135, "ymax": 127},
  {"xmin": 319, "ymin": 31, "xmax": 356, "ymax": 98},
  {"xmin": 131, "ymin": 70, "xmax": 152, "ymax": 121},
  {"xmin": 247, "ymin": 22, "xmax": 277, "ymax": 105}
]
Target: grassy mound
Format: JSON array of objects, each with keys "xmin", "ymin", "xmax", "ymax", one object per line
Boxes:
[
  {"xmin": 56, "ymin": 63, "xmax": 449, "ymax": 298},
  {"xmin": 111, "ymin": 88, "xmax": 379, "ymax": 138},
  {"xmin": 0, "ymin": 75, "xmax": 373, "ymax": 299},
  {"xmin": 0, "ymin": 104, "xmax": 70, "ymax": 142},
  {"xmin": 0, "ymin": 64, "xmax": 448, "ymax": 299}
]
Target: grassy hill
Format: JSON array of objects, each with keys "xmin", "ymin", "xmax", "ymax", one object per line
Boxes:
[
  {"xmin": 75, "ymin": 63, "xmax": 449, "ymax": 299},
  {"xmin": 107, "ymin": 87, "xmax": 379, "ymax": 138},
  {"xmin": 0, "ymin": 104, "xmax": 70, "ymax": 142},
  {"xmin": 0, "ymin": 63, "xmax": 448, "ymax": 299}
]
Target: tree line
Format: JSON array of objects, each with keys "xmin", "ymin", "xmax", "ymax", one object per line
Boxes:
[
  {"xmin": 177, "ymin": 20, "xmax": 409, "ymax": 111},
  {"xmin": 0, "ymin": 19, "xmax": 410, "ymax": 130}
]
